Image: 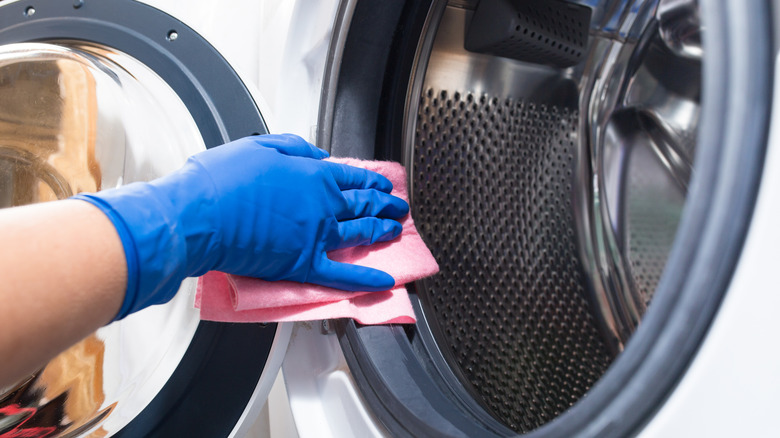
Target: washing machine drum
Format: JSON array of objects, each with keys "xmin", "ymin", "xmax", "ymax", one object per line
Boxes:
[
  {"xmin": 0, "ymin": 1, "xmax": 278, "ymax": 436},
  {"xmin": 315, "ymin": 0, "xmax": 772, "ymax": 436}
]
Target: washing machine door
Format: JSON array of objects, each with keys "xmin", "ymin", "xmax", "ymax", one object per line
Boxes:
[
  {"xmin": 283, "ymin": 0, "xmax": 777, "ymax": 436},
  {"xmin": 0, "ymin": 0, "xmax": 289, "ymax": 436}
]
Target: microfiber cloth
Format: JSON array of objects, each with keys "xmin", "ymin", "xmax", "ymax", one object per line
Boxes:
[{"xmin": 194, "ymin": 158, "xmax": 439, "ymax": 325}]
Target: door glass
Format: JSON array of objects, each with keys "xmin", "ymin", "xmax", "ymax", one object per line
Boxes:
[{"xmin": 0, "ymin": 42, "xmax": 205, "ymax": 436}]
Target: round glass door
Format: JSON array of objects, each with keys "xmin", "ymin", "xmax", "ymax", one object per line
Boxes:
[{"xmin": 0, "ymin": 42, "xmax": 205, "ymax": 436}]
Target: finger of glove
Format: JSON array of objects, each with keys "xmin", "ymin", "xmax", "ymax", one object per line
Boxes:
[
  {"xmin": 252, "ymin": 133, "xmax": 329, "ymax": 159},
  {"xmin": 323, "ymin": 161, "xmax": 393, "ymax": 193},
  {"xmin": 331, "ymin": 217, "xmax": 403, "ymax": 250},
  {"xmin": 311, "ymin": 257, "xmax": 396, "ymax": 292},
  {"xmin": 336, "ymin": 189, "xmax": 409, "ymax": 220}
]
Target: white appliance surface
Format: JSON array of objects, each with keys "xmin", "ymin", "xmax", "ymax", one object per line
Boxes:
[{"xmin": 140, "ymin": 0, "xmax": 339, "ymax": 140}]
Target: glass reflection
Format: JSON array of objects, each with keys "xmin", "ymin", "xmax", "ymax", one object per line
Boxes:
[
  {"xmin": 0, "ymin": 42, "xmax": 204, "ymax": 436},
  {"xmin": 0, "ymin": 57, "xmax": 103, "ymax": 207}
]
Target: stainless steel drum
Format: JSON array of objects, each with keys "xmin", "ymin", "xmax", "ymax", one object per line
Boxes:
[{"xmin": 402, "ymin": 3, "xmax": 700, "ymax": 429}]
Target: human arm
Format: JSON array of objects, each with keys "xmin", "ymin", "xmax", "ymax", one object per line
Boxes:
[
  {"xmin": 0, "ymin": 200, "xmax": 126, "ymax": 387},
  {"xmin": 0, "ymin": 134, "xmax": 408, "ymax": 388}
]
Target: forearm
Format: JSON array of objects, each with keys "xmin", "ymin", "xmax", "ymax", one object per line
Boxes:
[{"xmin": 0, "ymin": 200, "xmax": 126, "ymax": 387}]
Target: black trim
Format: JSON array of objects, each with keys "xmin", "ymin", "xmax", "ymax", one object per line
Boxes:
[
  {"xmin": 0, "ymin": 0, "xmax": 266, "ymax": 147},
  {"xmin": 327, "ymin": 0, "xmax": 773, "ymax": 437},
  {"xmin": 330, "ymin": 1, "xmax": 512, "ymax": 436},
  {"xmin": 114, "ymin": 322, "xmax": 276, "ymax": 437},
  {"xmin": 0, "ymin": 0, "xmax": 274, "ymax": 436},
  {"xmin": 323, "ymin": 0, "xmax": 407, "ymax": 159},
  {"xmin": 336, "ymin": 292, "xmax": 513, "ymax": 438}
]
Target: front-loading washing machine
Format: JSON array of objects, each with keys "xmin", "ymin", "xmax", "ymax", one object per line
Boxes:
[
  {"xmin": 280, "ymin": 0, "xmax": 780, "ymax": 437},
  {"xmin": 1, "ymin": 0, "xmax": 779, "ymax": 437}
]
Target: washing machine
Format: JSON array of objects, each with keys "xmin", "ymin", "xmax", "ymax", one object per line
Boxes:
[
  {"xmin": 281, "ymin": 0, "xmax": 780, "ymax": 437},
  {"xmin": 0, "ymin": 0, "xmax": 778, "ymax": 437}
]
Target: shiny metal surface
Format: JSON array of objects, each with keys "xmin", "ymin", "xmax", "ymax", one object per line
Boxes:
[
  {"xmin": 0, "ymin": 42, "xmax": 204, "ymax": 436},
  {"xmin": 401, "ymin": 0, "xmax": 702, "ymax": 431},
  {"xmin": 585, "ymin": 3, "xmax": 701, "ymax": 340},
  {"xmin": 657, "ymin": 0, "xmax": 702, "ymax": 59},
  {"xmin": 403, "ymin": 6, "xmax": 580, "ymax": 187}
]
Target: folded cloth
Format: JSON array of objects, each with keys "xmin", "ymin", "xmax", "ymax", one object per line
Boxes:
[{"xmin": 195, "ymin": 158, "xmax": 439, "ymax": 325}]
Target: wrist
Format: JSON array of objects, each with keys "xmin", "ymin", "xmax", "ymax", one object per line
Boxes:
[
  {"xmin": 72, "ymin": 182, "xmax": 189, "ymax": 320},
  {"xmin": 71, "ymin": 194, "xmax": 140, "ymax": 320}
]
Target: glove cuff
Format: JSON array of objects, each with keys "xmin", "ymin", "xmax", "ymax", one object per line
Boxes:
[
  {"xmin": 71, "ymin": 194, "xmax": 140, "ymax": 321},
  {"xmin": 72, "ymin": 183, "xmax": 189, "ymax": 321}
]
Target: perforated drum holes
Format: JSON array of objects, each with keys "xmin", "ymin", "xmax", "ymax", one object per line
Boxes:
[
  {"xmin": 413, "ymin": 88, "xmax": 612, "ymax": 432},
  {"xmin": 465, "ymin": 0, "xmax": 591, "ymax": 68},
  {"xmin": 626, "ymin": 146, "xmax": 686, "ymax": 306}
]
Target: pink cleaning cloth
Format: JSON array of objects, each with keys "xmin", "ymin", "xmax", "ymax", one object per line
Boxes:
[{"xmin": 194, "ymin": 158, "xmax": 439, "ymax": 325}]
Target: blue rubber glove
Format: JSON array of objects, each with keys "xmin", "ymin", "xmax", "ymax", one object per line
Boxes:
[{"xmin": 73, "ymin": 134, "xmax": 409, "ymax": 320}]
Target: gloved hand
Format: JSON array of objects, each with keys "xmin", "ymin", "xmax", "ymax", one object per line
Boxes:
[{"xmin": 73, "ymin": 134, "xmax": 409, "ymax": 321}]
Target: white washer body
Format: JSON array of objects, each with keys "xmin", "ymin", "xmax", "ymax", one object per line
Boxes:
[{"xmin": 139, "ymin": 0, "xmax": 340, "ymax": 139}]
